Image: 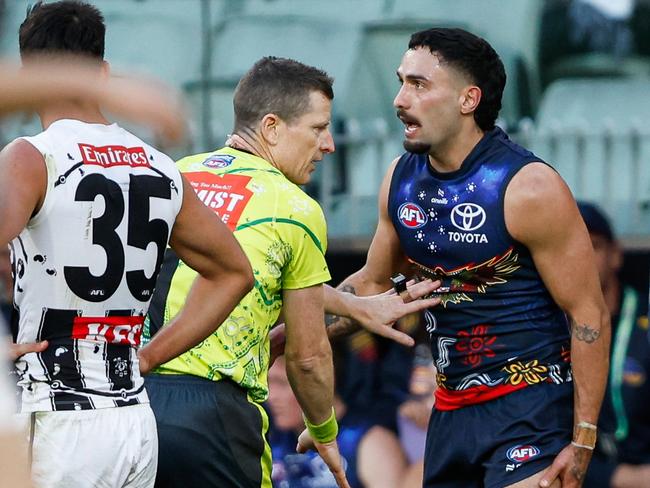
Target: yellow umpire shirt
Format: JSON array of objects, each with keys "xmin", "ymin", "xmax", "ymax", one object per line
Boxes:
[{"xmin": 144, "ymin": 147, "xmax": 331, "ymax": 402}]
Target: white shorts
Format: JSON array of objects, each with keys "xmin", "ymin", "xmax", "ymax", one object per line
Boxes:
[{"xmin": 29, "ymin": 404, "xmax": 158, "ymax": 488}]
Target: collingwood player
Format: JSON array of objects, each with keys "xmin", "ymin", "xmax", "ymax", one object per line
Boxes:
[{"xmin": 0, "ymin": 2, "xmax": 253, "ymax": 487}]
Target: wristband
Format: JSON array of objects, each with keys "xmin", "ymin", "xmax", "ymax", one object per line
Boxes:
[
  {"xmin": 572, "ymin": 421, "xmax": 597, "ymax": 450},
  {"xmin": 304, "ymin": 407, "xmax": 338, "ymax": 444},
  {"xmin": 571, "ymin": 441, "xmax": 594, "ymax": 451}
]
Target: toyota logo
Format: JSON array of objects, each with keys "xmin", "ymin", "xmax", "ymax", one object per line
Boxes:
[{"xmin": 451, "ymin": 203, "xmax": 486, "ymax": 231}]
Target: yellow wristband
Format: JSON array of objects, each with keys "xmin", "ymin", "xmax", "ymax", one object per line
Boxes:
[{"xmin": 304, "ymin": 407, "xmax": 338, "ymax": 444}]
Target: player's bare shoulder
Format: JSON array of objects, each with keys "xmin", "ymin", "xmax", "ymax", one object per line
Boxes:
[
  {"xmin": 0, "ymin": 138, "xmax": 47, "ymax": 216},
  {"xmin": 385, "ymin": 156, "xmax": 402, "ymax": 183},
  {"xmin": 504, "ymin": 162, "xmax": 577, "ymax": 245},
  {"xmin": 378, "ymin": 155, "xmax": 403, "ymax": 209},
  {"xmin": 0, "ymin": 137, "xmax": 47, "ymax": 172}
]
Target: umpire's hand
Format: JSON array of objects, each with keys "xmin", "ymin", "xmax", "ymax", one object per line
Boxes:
[{"xmin": 297, "ymin": 428, "xmax": 351, "ymax": 488}]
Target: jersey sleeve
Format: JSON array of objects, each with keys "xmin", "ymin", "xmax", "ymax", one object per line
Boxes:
[{"xmin": 281, "ymin": 198, "xmax": 331, "ymax": 290}]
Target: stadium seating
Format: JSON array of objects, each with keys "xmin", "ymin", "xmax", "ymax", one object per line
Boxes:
[
  {"xmin": 237, "ymin": 0, "xmax": 387, "ymax": 21},
  {"xmin": 527, "ymin": 78, "xmax": 650, "ymax": 237},
  {"xmin": 388, "ymin": 0, "xmax": 544, "ymax": 124},
  {"xmin": 0, "ymin": 0, "xmax": 218, "ymax": 149},
  {"xmin": 185, "ymin": 12, "xmax": 367, "ymax": 151},
  {"xmin": 543, "ymin": 53, "xmax": 650, "ymax": 84}
]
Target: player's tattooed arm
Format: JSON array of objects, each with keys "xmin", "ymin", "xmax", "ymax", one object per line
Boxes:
[
  {"xmin": 569, "ymin": 315, "xmax": 601, "ymax": 344},
  {"xmin": 268, "ymin": 284, "xmax": 360, "ymax": 365},
  {"xmin": 323, "ymin": 279, "xmax": 440, "ymax": 346},
  {"xmin": 254, "ymin": 275, "xmax": 442, "ymax": 363},
  {"xmin": 324, "ymin": 284, "xmax": 359, "ymax": 340}
]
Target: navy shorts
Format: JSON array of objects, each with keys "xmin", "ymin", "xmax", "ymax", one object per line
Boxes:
[
  {"xmin": 145, "ymin": 374, "xmax": 271, "ymax": 488},
  {"xmin": 423, "ymin": 382, "xmax": 573, "ymax": 488}
]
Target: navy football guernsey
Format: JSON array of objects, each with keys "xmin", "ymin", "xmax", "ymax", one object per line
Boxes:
[{"xmin": 388, "ymin": 128, "xmax": 572, "ymax": 410}]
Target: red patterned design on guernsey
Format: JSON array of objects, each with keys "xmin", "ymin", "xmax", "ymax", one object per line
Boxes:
[
  {"xmin": 455, "ymin": 324, "xmax": 497, "ymax": 367},
  {"xmin": 435, "ymin": 381, "xmax": 528, "ymax": 411},
  {"xmin": 78, "ymin": 143, "xmax": 150, "ymax": 167},
  {"xmin": 71, "ymin": 316, "xmax": 145, "ymax": 346},
  {"xmin": 185, "ymin": 172, "xmax": 254, "ymax": 230}
]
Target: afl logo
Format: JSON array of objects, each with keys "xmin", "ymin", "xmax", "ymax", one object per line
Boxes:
[
  {"xmin": 202, "ymin": 154, "xmax": 235, "ymax": 169},
  {"xmin": 398, "ymin": 202, "xmax": 427, "ymax": 229},
  {"xmin": 506, "ymin": 445, "xmax": 540, "ymax": 463},
  {"xmin": 451, "ymin": 203, "xmax": 486, "ymax": 231}
]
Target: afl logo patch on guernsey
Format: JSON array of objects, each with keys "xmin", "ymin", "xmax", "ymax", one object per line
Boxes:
[
  {"xmin": 202, "ymin": 154, "xmax": 235, "ymax": 169},
  {"xmin": 451, "ymin": 203, "xmax": 486, "ymax": 231},
  {"xmin": 398, "ymin": 202, "xmax": 428, "ymax": 229},
  {"xmin": 506, "ymin": 445, "xmax": 540, "ymax": 464}
]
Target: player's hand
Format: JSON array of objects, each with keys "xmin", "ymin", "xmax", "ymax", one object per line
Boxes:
[
  {"xmin": 137, "ymin": 348, "xmax": 152, "ymax": 376},
  {"xmin": 539, "ymin": 443, "xmax": 592, "ymax": 487},
  {"xmin": 349, "ymin": 279, "xmax": 442, "ymax": 347},
  {"xmin": 297, "ymin": 429, "xmax": 351, "ymax": 488},
  {"xmin": 9, "ymin": 341, "xmax": 48, "ymax": 361},
  {"xmin": 18, "ymin": 58, "xmax": 188, "ymax": 145},
  {"xmin": 225, "ymin": 133, "xmax": 246, "ymax": 148},
  {"xmin": 102, "ymin": 75, "xmax": 188, "ymax": 145}
]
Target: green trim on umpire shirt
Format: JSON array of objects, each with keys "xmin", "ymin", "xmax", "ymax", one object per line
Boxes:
[{"xmin": 236, "ymin": 217, "xmax": 324, "ymax": 253}]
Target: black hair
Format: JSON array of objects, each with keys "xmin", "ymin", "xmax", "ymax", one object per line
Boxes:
[
  {"xmin": 409, "ymin": 27, "xmax": 506, "ymax": 131},
  {"xmin": 19, "ymin": 1, "xmax": 105, "ymax": 61},
  {"xmin": 233, "ymin": 56, "xmax": 333, "ymax": 130}
]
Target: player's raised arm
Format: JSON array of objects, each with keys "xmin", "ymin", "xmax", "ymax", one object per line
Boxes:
[
  {"xmin": 323, "ymin": 157, "xmax": 440, "ymax": 345},
  {"xmin": 504, "ymin": 162, "xmax": 610, "ymax": 487},
  {"xmin": 138, "ymin": 175, "xmax": 254, "ymax": 372},
  {"xmin": 0, "ymin": 58, "xmax": 187, "ymax": 144}
]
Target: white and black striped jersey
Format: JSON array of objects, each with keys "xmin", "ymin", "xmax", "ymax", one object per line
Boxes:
[{"xmin": 12, "ymin": 119, "xmax": 183, "ymax": 412}]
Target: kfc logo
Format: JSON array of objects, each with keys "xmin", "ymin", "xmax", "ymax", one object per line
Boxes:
[{"xmin": 72, "ymin": 315, "xmax": 144, "ymax": 347}]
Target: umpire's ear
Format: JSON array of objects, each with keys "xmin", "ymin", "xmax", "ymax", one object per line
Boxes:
[{"xmin": 259, "ymin": 113, "xmax": 281, "ymax": 146}]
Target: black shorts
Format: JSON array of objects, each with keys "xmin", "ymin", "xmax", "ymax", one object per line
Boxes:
[
  {"xmin": 145, "ymin": 374, "xmax": 272, "ymax": 488},
  {"xmin": 423, "ymin": 382, "xmax": 573, "ymax": 488}
]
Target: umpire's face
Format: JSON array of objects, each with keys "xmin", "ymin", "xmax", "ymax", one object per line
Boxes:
[{"xmin": 272, "ymin": 90, "xmax": 335, "ymax": 185}]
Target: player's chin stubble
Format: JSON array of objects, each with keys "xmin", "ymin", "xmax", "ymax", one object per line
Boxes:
[{"xmin": 403, "ymin": 140, "xmax": 431, "ymax": 154}]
